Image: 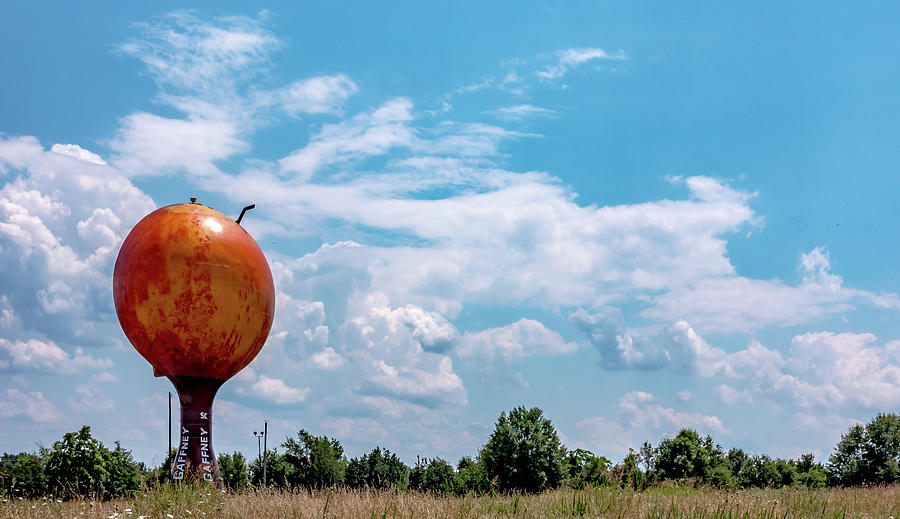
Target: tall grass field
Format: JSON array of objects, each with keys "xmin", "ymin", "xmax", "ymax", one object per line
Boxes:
[{"xmin": 2, "ymin": 484, "xmax": 898, "ymax": 519}]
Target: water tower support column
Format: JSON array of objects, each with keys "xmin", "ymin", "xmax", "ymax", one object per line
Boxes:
[{"xmin": 169, "ymin": 376, "xmax": 225, "ymax": 488}]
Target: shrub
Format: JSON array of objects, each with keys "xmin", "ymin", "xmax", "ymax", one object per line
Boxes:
[
  {"xmin": 0, "ymin": 452, "xmax": 47, "ymax": 498},
  {"xmin": 564, "ymin": 449, "xmax": 611, "ymax": 489},
  {"xmin": 217, "ymin": 451, "xmax": 250, "ymax": 490},
  {"xmin": 481, "ymin": 406, "xmax": 566, "ymax": 493},
  {"xmin": 452, "ymin": 456, "xmax": 492, "ymax": 495},
  {"xmin": 43, "ymin": 426, "xmax": 139, "ymax": 499},
  {"xmin": 828, "ymin": 413, "xmax": 900, "ymax": 486},
  {"xmin": 282, "ymin": 430, "xmax": 346, "ymax": 489},
  {"xmin": 410, "ymin": 457, "xmax": 455, "ymax": 493},
  {"xmin": 250, "ymin": 449, "xmax": 292, "ymax": 489},
  {"xmin": 345, "ymin": 447, "xmax": 409, "ymax": 490}
]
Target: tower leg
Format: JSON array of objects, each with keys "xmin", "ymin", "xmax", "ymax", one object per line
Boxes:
[{"xmin": 169, "ymin": 376, "xmax": 225, "ymax": 489}]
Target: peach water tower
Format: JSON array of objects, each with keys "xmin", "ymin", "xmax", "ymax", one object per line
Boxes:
[{"xmin": 113, "ymin": 199, "xmax": 275, "ymax": 486}]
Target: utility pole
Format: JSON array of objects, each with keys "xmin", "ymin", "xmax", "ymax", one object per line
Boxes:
[
  {"xmin": 168, "ymin": 391, "xmax": 172, "ymax": 466},
  {"xmin": 263, "ymin": 420, "xmax": 268, "ymax": 488}
]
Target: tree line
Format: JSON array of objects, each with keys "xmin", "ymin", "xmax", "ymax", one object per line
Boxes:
[{"xmin": 2, "ymin": 407, "xmax": 898, "ymax": 499}]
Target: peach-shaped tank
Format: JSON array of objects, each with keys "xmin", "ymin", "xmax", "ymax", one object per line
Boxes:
[{"xmin": 113, "ymin": 200, "xmax": 275, "ymax": 486}]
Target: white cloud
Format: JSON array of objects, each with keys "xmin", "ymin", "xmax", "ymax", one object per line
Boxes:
[
  {"xmin": 0, "ymin": 136, "xmax": 155, "ymax": 353},
  {"xmin": 359, "ymin": 356, "xmax": 465, "ymax": 408},
  {"xmin": 779, "ymin": 332, "xmax": 900, "ymax": 410},
  {"xmin": 574, "ymin": 416, "xmax": 633, "ymax": 460},
  {"xmin": 715, "ymin": 384, "xmax": 754, "ymax": 405},
  {"xmin": 112, "ymin": 13, "xmax": 359, "ymax": 180},
  {"xmin": 89, "ymin": 371, "xmax": 120, "ymax": 383},
  {"xmin": 644, "ymin": 247, "xmax": 897, "ymax": 334},
  {"xmin": 0, "ymin": 339, "xmax": 112, "ymax": 374},
  {"xmin": 485, "ymin": 104, "xmax": 557, "ymax": 122},
  {"xmin": 709, "ymin": 340, "xmax": 785, "ymax": 380},
  {"xmin": 310, "ymin": 347, "xmax": 344, "ymax": 370},
  {"xmin": 50, "ymin": 144, "xmax": 106, "ymax": 165},
  {"xmin": 214, "ymin": 398, "xmax": 264, "ymax": 423},
  {"xmin": 619, "ymin": 390, "xmax": 727, "ymax": 436},
  {"xmin": 278, "ymin": 98, "xmax": 415, "ymax": 178},
  {"xmin": 0, "ymin": 388, "xmax": 59, "ymax": 423},
  {"xmin": 575, "ymin": 390, "xmax": 726, "ymax": 460},
  {"xmin": 538, "ymin": 47, "xmax": 627, "ymax": 79},
  {"xmin": 270, "ymin": 295, "xmax": 329, "ymax": 353},
  {"xmin": 454, "ymin": 71, "xmax": 523, "ymax": 95},
  {"xmin": 243, "ymin": 175, "xmax": 760, "ymax": 321},
  {"xmin": 460, "ymin": 318, "xmax": 578, "ymax": 364},
  {"xmin": 675, "ymin": 390, "xmax": 694, "ymax": 403},
  {"xmin": 669, "ymin": 326, "xmax": 900, "ymax": 414},
  {"xmin": 569, "ymin": 308, "xmax": 669, "ymax": 370},
  {"xmin": 666, "ymin": 320, "xmax": 725, "ymax": 375},
  {"xmin": 271, "ymin": 74, "xmax": 359, "ymax": 116},
  {"xmin": 238, "ymin": 375, "xmax": 310, "ymax": 404},
  {"xmin": 342, "ymin": 293, "xmax": 467, "ymax": 409},
  {"xmin": 117, "ymin": 12, "xmax": 280, "ymax": 97},
  {"xmin": 383, "ymin": 304, "xmax": 458, "ymax": 353},
  {"xmin": 110, "ymin": 111, "xmax": 246, "ymax": 178},
  {"xmin": 137, "ymin": 393, "xmax": 167, "ymax": 429},
  {"xmin": 234, "ymin": 366, "xmax": 257, "ymax": 383},
  {"xmin": 68, "ymin": 383, "xmax": 115, "ymax": 412}
]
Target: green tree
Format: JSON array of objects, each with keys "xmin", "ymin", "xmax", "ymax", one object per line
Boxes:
[
  {"xmin": 44, "ymin": 426, "xmax": 110, "ymax": 499},
  {"xmin": 0, "ymin": 453, "xmax": 47, "ymax": 498},
  {"xmin": 564, "ymin": 449, "xmax": 610, "ymax": 489},
  {"xmin": 451, "ymin": 456, "xmax": 492, "ymax": 495},
  {"xmin": 102, "ymin": 442, "xmax": 140, "ymax": 498},
  {"xmin": 345, "ymin": 447, "xmax": 409, "ymax": 490},
  {"xmin": 793, "ymin": 453, "xmax": 827, "ymax": 488},
  {"xmin": 706, "ymin": 463, "xmax": 736, "ymax": 489},
  {"xmin": 749, "ymin": 454, "xmax": 779, "ymax": 488},
  {"xmin": 617, "ymin": 449, "xmax": 645, "ymax": 490},
  {"xmin": 410, "ymin": 457, "xmax": 455, "ymax": 493},
  {"xmin": 282, "ymin": 430, "xmax": 346, "ymax": 489},
  {"xmin": 828, "ymin": 413, "xmax": 900, "ymax": 486},
  {"xmin": 481, "ymin": 406, "xmax": 566, "ymax": 493},
  {"xmin": 250, "ymin": 449, "xmax": 292, "ymax": 489},
  {"xmin": 653, "ymin": 429, "xmax": 725, "ymax": 483},
  {"xmin": 771, "ymin": 458, "xmax": 797, "ymax": 488},
  {"xmin": 217, "ymin": 451, "xmax": 250, "ymax": 491},
  {"xmin": 725, "ymin": 448, "xmax": 753, "ymax": 488}
]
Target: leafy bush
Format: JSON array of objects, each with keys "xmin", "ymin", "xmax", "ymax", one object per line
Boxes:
[
  {"xmin": 613, "ymin": 449, "xmax": 646, "ymax": 490},
  {"xmin": 345, "ymin": 447, "xmax": 409, "ymax": 490},
  {"xmin": 652, "ymin": 429, "xmax": 725, "ymax": 484},
  {"xmin": 452, "ymin": 456, "xmax": 492, "ymax": 495},
  {"xmin": 250, "ymin": 449, "xmax": 292, "ymax": 489},
  {"xmin": 828, "ymin": 413, "xmax": 900, "ymax": 486},
  {"xmin": 43, "ymin": 426, "xmax": 139, "ymax": 499},
  {"xmin": 481, "ymin": 406, "xmax": 566, "ymax": 493},
  {"xmin": 217, "ymin": 451, "xmax": 250, "ymax": 490},
  {"xmin": 0, "ymin": 452, "xmax": 47, "ymax": 498},
  {"xmin": 282, "ymin": 430, "xmax": 346, "ymax": 489},
  {"xmin": 410, "ymin": 457, "xmax": 454, "ymax": 493},
  {"xmin": 564, "ymin": 449, "xmax": 611, "ymax": 489},
  {"xmin": 102, "ymin": 442, "xmax": 140, "ymax": 498}
]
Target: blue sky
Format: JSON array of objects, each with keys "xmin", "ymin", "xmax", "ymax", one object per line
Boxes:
[{"xmin": 2, "ymin": 2, "xmax": 900, "ymax": 467}]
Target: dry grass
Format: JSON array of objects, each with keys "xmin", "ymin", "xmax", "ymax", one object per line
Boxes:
[{"xmin": 2, "ymin": 484, "xmax": 899, "ymax": 518}]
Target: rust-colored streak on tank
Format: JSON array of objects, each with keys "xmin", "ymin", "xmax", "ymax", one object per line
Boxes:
[{"xmin": 113, "ymin": 203, "xmax": 275, "ymax": 380}]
